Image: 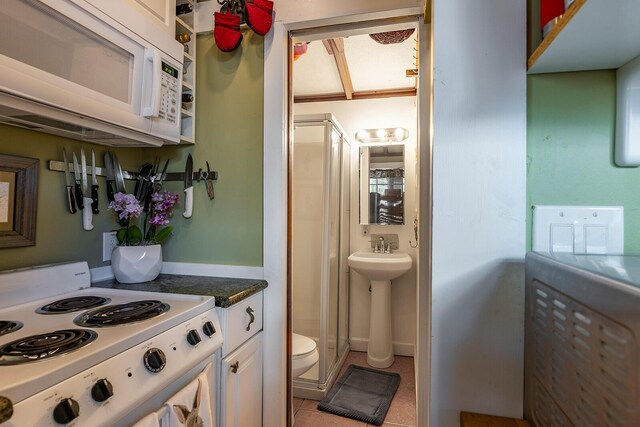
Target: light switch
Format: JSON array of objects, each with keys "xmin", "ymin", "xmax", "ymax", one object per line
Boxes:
[
  {"xmin": 550, "ymin": 224, "xmax": 574, "ymax": 253},
  {"xmin": 585, "ymin": 225, "xmax": 608, "ymax": 254},
  {"xmin": 532, "ymin": 206, "xmax": 624, "ymax": 254}
]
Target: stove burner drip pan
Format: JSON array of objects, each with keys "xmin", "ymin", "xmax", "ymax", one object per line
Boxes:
[
  {"xmin": 0, "ymin": 321, "xmax": 23, "ymax": 337},
  {"xmin": 0, "ymin": 329, "xmax": 97, "ymax": 365},
  {"xmin": 37, "ymin": 296, "xmax": 111, "ymax": 314},
  {"xmin": 74, "ymin": 300, "xmax": 170, "ymax": 327}
]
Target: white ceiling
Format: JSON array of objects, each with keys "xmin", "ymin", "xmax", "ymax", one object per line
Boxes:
[{"xmin": 292, "ymin": 31, "xmax": 417, "ymax": 98}]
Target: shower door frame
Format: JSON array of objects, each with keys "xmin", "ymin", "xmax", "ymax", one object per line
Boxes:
[{"xmin": 291, "ymin": 114, "xmax": 351, "ymax": 399}]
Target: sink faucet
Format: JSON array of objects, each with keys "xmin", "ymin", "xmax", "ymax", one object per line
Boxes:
[{"xmin": 375, "ymin": 236, "xmax": 385, "ymax": 253}]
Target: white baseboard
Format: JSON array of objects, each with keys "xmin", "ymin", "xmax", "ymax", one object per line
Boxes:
[
  {"xmin": 160, "ymin": 262, "xmax": 263, "ymax": 279},
  {"xmin": 90, "ymin": 262, "xmax": 264, "ymax": 283},
  {"xmin": 349, "ymin": 337, "xmax": 415, "ymax": 357}
]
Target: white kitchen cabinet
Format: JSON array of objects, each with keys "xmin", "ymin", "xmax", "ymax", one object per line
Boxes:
[
  {"xmin": 215, "ymin": 290, "xmax": 264, "ymax": 426},
  {"xmin": 131, "ymin": 0, "xmax": 176, "ymax": 35},
  {"xmin": 221, "ymin": 332, "xmax": 263, "ymax": 427}
]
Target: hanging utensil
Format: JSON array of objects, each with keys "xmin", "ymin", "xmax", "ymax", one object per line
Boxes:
[
  {"xmin": 80, "ymin": 148, "xmax": 94, "ymax": 231},
  {"xmin": 90, "ymin": 150, "xmax": 99, "ymax": 214},
  {"xmin": 112, "ymin": 152, "xmax": 126, "ymax": 194},
  {"xmin": 134, "ymin": 163, "xmax": 153, "ymax": 202},
  {"xmin": 183, "ymin": 154, "xmax": 193, "ymax": 218},
  {"xmin": 62, "ymin": 148, "xmax": 76, "ymax": 214},
  {"xmin": 72, "ymin": 152, "xmax": 84, "ymax": 210},
  {"xmin": 104, "ymin": 152, "xmax": 116, "ymax": 202}
]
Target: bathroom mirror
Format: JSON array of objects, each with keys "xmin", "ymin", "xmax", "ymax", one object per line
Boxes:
[{"xmin": 359, "ymin": 145, "xmax": 405, "ymax": 225}]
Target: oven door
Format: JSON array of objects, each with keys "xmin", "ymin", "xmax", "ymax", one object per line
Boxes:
[
  {"xmin": 114, "ymin": 360, "xmax": 217, "ymax": 427},
  {"xmin": 0, "ymin": 0, "xmax": 181, "ymax": 144}
]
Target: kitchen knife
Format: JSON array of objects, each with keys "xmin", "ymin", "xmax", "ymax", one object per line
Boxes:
[
  {"xmin": 72, "ymin": 152, "xmax": 84, "ymax": 210},
  {"xmin": 112, "ymin": 152, "xmax": 127, "ymax": 194},
  {"xmin": 91, "ymin": 150, "xmax": 99, "ymax": 214},
  {"xmin": 104, "ymin": 152, "xmax": 116, "ymax": 202},
  {"xmin": 80, "ymin": 148, "xmax": 94, "ymax": 231},
  {"xmin": 62, "ymin": 148, "xmax": 76, "ymax": 214},
  {"xmin": 183, "ymin": 154, "xmax": 193, "ymax": 218}
]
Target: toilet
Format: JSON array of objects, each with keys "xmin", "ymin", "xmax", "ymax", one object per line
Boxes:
[
  {"xmin": 291, "ymin": 333, "xmax": 319, "ymax": 425},
  {"xmin": 291, "ymin": 333, "xmax": 319, "ymax": 378}
]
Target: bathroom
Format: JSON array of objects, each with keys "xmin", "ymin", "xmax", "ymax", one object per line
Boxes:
[{"xmin": 287, "ymin": 21, "xmax": 420, "ymax": 425}]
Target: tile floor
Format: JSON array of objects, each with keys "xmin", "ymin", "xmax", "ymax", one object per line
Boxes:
[{"xmin": 293, "ymin": 351, "xmax": 416, "ymax": 427}]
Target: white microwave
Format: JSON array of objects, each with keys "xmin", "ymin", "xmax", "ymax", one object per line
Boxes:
[{"xmin": 0, "ymin": 0, "xmax": 184, "ymax": 147}]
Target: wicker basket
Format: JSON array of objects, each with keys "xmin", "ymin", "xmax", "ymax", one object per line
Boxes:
[{"xmin": 369, "ymin": 29, "xmax": 415, "ymax": 45}]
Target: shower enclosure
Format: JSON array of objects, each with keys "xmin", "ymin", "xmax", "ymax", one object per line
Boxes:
[{"xmin": 291, "ymin": 114, "xmax": 351, "ymax": 399}]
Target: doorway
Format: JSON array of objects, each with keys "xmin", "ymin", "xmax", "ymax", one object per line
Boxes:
[{"xmin": 287, "ymin": 18, "xmax": 425, "ymax": 426}]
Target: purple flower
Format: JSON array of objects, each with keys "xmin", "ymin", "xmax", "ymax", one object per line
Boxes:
[{"xmin": 108, "ymin": 193, "xmax": 142, "ymax": 221}]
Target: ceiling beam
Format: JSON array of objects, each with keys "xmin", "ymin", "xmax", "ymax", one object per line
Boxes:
[
  {"xmin": 294, "ymin": 88, "xmax": 417, "ymax": 104},
  {"xmin": 322, "ymin": 38, "xmax": 354, "ymax": 100}
]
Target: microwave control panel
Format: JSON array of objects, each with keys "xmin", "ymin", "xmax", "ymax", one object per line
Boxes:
[{"xmin": 159, "ymin": 61, "xmax": 179, "ymax": 124}]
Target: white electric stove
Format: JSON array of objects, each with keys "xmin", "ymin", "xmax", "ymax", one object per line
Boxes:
[{"xmin": 0, "ymin": 262, "xmax": 223, "ymax": 426}]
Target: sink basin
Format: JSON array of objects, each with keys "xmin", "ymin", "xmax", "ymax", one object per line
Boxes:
[{"xmin": 348, "ymin": 250, "xmax": 412, "ymax": 281}]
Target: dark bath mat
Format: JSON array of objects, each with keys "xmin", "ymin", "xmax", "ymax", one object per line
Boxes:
[{"xmin": 317, "ymin": 364, "xmax": 400, "ymax": 425}]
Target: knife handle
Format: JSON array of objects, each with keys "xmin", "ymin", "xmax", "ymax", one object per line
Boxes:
[
  {"xmin": 82, "ymin": 197, "xmax": 94, "ymax": 231},
  {"xmin": 106, "ymin": 180, "xmax": 115, "ymax": 202},
  {"xmin": 66, "ymin": 186, "xmax": 77, "ymax": 214},
  {"xmin": 183, "ymin": 186, "xmax": 193, "ymax": 218},
  {"xmin": 75, "ymin": 183, "xmax": 84, "ymax": 210},
  {"xmin": 91, "ymin": 185, "xmax": 99, "ymax": 214}
]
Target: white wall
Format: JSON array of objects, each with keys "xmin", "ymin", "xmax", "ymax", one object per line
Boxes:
[
  {"xmin": 430, "ymin": 0, "xmax": 526, "ymax": 426},
  {"xmin": 296, "ymin": 97, "xmax": 418, "ymax": 355}
]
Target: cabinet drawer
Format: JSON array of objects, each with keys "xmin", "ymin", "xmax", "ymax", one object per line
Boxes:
[{"xmin": 218, "ymin": 291, "xmax": 263, "ymax": 356}]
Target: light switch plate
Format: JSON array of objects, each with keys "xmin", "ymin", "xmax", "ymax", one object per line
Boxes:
[{"xmin": 532, "ymin": 205, "xmax": 624, "ymax": 254}]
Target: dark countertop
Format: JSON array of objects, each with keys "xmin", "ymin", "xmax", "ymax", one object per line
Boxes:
[{"xmin": 92, "ymin": 274, "xmax": 268, "ymax": 308}]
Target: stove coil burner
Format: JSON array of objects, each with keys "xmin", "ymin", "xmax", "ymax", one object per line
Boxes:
[
  {"xmin": 37, "ymin": 296, "xmax": 111, "ymax": 314},
  {"xmin": 0, "ymin": 329, "xmax": 97, "ymax": 365},
  {"xmin": 74, "ymin": 300, "xmax": 170, "ymax": 327},
  {"xmin": 0, "ymin": 321, "xmax": 23, "ymax": 337}
]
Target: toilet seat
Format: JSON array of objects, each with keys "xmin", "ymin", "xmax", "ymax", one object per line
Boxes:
[
  {"xmin": 291, "ymin": 333, "xmax": 319, "ymax": 379},
  {"xmin": 292, "ymin": 333, "xmax": 317, "ymax": 359}
]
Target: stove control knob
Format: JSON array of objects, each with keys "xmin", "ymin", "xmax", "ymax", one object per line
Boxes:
[
  {"xmin": 91, "ymin": 378, "xmax": 114, "ymax": 402},
  {"xmin": 187, "ymin": 329, "xmax": 202, "ymax": 346},
  {"xmin": 53, "ymin": 397, "xmax": 80, "ymax": 424},
  {"xmin": 0, "ymin": 396, "xmax": 13, "ymax": 423},
  {"xmin": 144, "ymin": 348, "xmax": 166, "ymax": 373},
  {"xmin": 202, "ymin": 321, "xmax": 216, "ymax": 337}
]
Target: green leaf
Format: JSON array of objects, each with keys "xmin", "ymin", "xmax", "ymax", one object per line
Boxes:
[
  {"xmin": 127, "ymin": 225, "xmax": 143, "ymax": 246},
  {"xmin": 116, "ymin": 228, "xmax": 127, "ymax": 245},
  {"xmin": 153, "ymin": 226, "xmax": 173, "ymax": 244}
]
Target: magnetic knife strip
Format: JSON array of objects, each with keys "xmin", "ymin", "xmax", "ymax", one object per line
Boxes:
[{"xmin": 48, "ymin": 160, "xmax": 218, "ymax": 182}]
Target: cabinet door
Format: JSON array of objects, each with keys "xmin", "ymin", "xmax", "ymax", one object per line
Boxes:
[{"xmin": 221, "ymin": 332, "xmax": 263, "ymax": 427}]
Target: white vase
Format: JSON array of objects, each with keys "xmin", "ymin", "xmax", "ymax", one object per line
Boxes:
[{"xmin": 111, "ymin": 245, "xmax": 162, "ymax": 284}]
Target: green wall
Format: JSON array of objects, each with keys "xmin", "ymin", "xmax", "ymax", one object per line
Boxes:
[
  {"xmin": 0, "ymin": 33, "xmax": 264, "ymax": 270},
  {"xmin": 160, "ymin": 33, "xmax": 264, "ymax": 266},
  {"xmin": 527, "ymin": 70, "xmax": 640, "ymax": 253}
]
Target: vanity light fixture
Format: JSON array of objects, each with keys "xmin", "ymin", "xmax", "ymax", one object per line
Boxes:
[{"xmin": 355, "ymin": 127, "xmax": 409, "ymax": 144}]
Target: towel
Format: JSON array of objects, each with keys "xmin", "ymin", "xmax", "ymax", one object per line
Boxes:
[
  {"xmin": 131, "ymin": 413, "xmax": 160, "ymax": 427},
  {"xmin": 164, "ymin": 363, "xmax": 214, "ymax": 427}
]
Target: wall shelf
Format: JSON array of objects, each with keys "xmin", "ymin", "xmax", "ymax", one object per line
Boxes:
[
  {"xmin": 528, "ymin": 0, "xmax": 640, "ymax": 74},
  {"xmin": 177, "ymin": 0, "xmax": 196, "ymax": 144}
]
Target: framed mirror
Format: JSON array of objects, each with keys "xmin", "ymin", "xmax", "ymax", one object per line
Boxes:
[
  {"xmin": 359, "ymin": 145, "xmax": 405, "ymax": 225},
  {"xmin": 0, "ymin": 154, "xmax": 38, "ymax": 248}
]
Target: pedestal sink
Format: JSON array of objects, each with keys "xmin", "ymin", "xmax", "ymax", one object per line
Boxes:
[{"xmin": 348, "ymin": 250, "xmax": 412, "ymax": 368}]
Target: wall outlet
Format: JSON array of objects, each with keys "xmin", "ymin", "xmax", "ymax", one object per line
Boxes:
[{"xmin": 102, "ymin": 231, "xmax": 119, "ymax": 262}]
